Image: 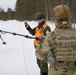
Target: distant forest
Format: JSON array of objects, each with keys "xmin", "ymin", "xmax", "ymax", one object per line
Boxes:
[{"xmin": 0, "ymin": 0, "xmax": 76, "ymax": 22}]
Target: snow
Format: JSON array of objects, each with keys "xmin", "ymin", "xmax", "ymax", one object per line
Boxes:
[{"xmin": 0, "ymin": 20, "xmax": 55, "ymax": 75}]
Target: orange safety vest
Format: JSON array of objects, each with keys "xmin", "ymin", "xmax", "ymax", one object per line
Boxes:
[{"xmin": 33, "ymin": 24, "xmax": 50, "ymax": 45}]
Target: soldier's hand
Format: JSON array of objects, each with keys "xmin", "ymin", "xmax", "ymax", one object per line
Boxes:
[
  {"xmin": 24, "ymin": 21, "xmax": 30, "ymax": 28},
  {"xmin": 35, "ymin": 36, "xmax": 44, "ymax": 40}
]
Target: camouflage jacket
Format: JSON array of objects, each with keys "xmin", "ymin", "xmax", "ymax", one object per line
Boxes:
[{"xmin": 36, "ymin": 28, "xmax": 76, "ymax": 61}]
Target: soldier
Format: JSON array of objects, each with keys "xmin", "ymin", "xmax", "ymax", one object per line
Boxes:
[
  {"xmin": 36, "ymin": 5, "xmax": 76, "ymax": 75},
  {"xmin": 24, "ymin": 12, "xmax": 51, "ymax": 75}
]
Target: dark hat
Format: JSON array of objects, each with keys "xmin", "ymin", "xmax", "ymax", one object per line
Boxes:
[{"xmin": 35, "ymin": 12, "xmax": 45, "ymax": 20}]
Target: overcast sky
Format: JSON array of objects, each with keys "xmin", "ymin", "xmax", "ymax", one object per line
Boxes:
[{"xmin": 0, "ymin": 0, "xmax": 17, "ymax": 11}]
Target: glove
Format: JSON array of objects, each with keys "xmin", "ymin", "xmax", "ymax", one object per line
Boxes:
[
  {"xmin": 35, "ymin": 36, "xmax": 44, "ymax": 40},
  {"xmin": 24, "ymin": 21, "xmax": 30, "ymax": 29}
]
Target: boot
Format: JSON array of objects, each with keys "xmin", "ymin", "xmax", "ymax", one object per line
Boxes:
[{"xmin": 40, "ymin": 72, "xmax": 48, "ymax": 75}]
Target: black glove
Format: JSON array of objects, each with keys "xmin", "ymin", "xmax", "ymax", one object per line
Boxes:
[
  {"xmin": 35, "ymin": 36, "xmax": 44, "ymax": 40},
  {"xmin": 24, "ymin": 21, "xmax": 30, "ymax": 29}
]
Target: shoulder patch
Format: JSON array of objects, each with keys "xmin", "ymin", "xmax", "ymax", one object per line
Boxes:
[{"xmin": 45, "ymin": 30, "xmax": 50, "ymax": 34}]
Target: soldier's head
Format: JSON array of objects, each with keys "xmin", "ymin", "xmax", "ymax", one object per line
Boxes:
[
  {"xmin": 53, "ymin": 5, "xmax": 71, "ymax": 29},
  {"xmin": 35, "ymin": 12, "xmax": 45, "ymax": 24}
]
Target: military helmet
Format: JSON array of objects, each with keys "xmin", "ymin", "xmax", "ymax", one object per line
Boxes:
[
  {"xmin": 35, "ymin": 12, "xmax": 45, "ymax": 20},
  {"xmin": 53, "ymin": 5, "xmax": 71, "ymax": 19}
]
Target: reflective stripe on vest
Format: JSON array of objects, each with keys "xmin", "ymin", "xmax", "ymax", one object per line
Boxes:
[{"xmin": 33, "ymin": 24, "xmax": 50, "ymax": 45}]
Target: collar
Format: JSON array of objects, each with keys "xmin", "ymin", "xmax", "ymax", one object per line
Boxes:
[{"xmin": 38, "ymin": 21, "xmax": 45, "ymax": 29}]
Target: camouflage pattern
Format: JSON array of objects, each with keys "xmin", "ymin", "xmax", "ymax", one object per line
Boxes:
[
  {"xmin": 54, "ymin": 28, "xmax": 76, "ymax": 61},
  {"xmin": 35, "ymin": 44, "xmax": 48, "ymax": 73},
  {"xmin": 36, "ymin": 28, "xmax": 76, "ymax": 60},
  {"xmin": 53, "ymin": 5, "xmax": 71, "ymax": 19},
  {"xmin": 36, "ymin": 32, "xmax": 56, "ymax": 60},
  {"xmin": 36, "ymin": 28, "xmax": 76, "ymax": 75},
  {"xmin": 49, "ymin": 61, "xmax": 75, "ymax": 75},
  {"xmin": 26, "ymin": 20, "xmax": 51, "ymax": 74},
  {"xmin": 35, "ymin": 4, "xmax": 76, "ymax": 75},
  {"xmin": 37, "ymin": 58, "xmax": 48, "ymax": 73}
]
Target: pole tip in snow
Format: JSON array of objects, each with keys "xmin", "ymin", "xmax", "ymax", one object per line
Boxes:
[{"xmin": 3, "ymin": 42, "xmax": 6, "ymax": 45}]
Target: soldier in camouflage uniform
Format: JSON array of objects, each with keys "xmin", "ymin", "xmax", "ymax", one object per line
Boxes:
[
  {"xmin": 24, "ymin": 12, "xmax": 51, "ymax": 75},
  {"xmin": 36, "ymin": 5, "xmax": 76, "ymax": 75}
]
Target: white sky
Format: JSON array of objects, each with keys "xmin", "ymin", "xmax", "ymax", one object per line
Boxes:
[{"xmin": 0, "ymin": 0, "xmax": 17, "ymax": 11}]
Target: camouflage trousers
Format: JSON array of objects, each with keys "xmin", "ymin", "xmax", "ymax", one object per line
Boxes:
[
  {"xmin": 48, "ymin": 61, "xmax": 76, "ymax": 75},
  {"xmin": 35, "ymin": 45, "xmax": 48, "ymax": 73},
  {"xmin": 37, "ymin": 58, "xmax": 48, "ymax": 73}
]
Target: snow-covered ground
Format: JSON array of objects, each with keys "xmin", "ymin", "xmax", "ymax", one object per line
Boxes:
[{"xmin": 0, "ymin": 20, "xmax": 55, "ymax": 75}]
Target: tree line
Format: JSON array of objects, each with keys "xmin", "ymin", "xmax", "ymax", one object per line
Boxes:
[{"xmin": 0, "ymin": 0, "xmax": 76, "ymax": 22}]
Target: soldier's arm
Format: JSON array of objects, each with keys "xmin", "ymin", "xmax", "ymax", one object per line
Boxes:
[
  {"xmin": 26, "ymin": 27, "xmax": 36, "ymax": 36},
  {"xmin": 24, "ymin": 21, "xmax": 36, "ymax": 36},
  {"xmin": 43, "ymin": 26, "xmax": 51, "ymax": 36},
  {"xmin": 36, "ymin": 32, "xmax": 53, "ymax": 60},
  {"xmin": 36, "ymin": 31, "xmax": 56, "ymax": 60}
]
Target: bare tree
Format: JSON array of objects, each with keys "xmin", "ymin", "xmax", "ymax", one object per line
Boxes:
[{"xmin": 44, "ymin": 0, "xmax": 48, "ymax": 21}]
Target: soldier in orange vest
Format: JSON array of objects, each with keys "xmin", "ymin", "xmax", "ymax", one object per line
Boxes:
[{"xmin": 24, "ymin": 12, "xmax": 51, "ymax": 75}]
